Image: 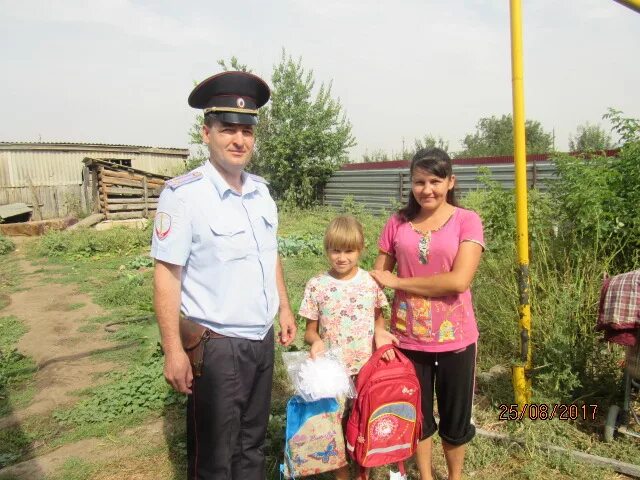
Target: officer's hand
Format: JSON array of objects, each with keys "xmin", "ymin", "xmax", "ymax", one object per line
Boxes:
[
  {"xmin": 278, "ymin": 309, "xmax": 297, "ymax": 346},
  {"xmin": 164, "ymin": 349, "xmax": 193, "ymax": 394}
]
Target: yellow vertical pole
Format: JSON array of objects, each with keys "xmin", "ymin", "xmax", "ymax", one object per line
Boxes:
[
  {"xmin": 509, "ymin": 0, "xmax": 532, "ymax": 407},
  {"xmin": 613, "ymin": 0, "xmax": 640, "ymax": 14}
]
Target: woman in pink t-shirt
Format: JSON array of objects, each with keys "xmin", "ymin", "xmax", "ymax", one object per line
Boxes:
[{"xmin": 370, "ymin": 148, "xmax": 484, "ymax": 480}]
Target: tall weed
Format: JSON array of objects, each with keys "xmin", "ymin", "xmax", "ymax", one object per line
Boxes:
[{"xmin": 464, "ymin": 182, "xmax": 623, "ymax": 402}]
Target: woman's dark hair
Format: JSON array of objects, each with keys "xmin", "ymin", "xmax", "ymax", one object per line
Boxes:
[{"xmin": 398, "ymin": 147, "xmax": 457, "ymax": 221}]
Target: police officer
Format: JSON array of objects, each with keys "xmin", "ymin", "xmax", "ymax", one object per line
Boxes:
[{"xmin": 151, "ymin": 71, "xmax": 297, "ymax": 479}]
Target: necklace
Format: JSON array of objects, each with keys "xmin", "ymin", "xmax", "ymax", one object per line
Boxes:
[{"xmin": 409, "ymin": 209, "xmax": 456, "ymax": 265}]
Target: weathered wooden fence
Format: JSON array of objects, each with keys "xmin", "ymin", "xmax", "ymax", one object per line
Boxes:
[{"xmin": 84, "ymin": 158, "xmax": 170, "ymax": 220}]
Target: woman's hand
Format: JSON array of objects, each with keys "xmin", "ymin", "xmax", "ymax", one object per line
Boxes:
[
  {"xmin": 374, "ymin": 327, "xmax": 399, "ymax": 361},
  {"xmin": 310, "ymin": 339, "xmax": 326, "ymax": 359},
  {"xmin": 369, "ymin": 269, "xmax": 400, "ymax": 289}
]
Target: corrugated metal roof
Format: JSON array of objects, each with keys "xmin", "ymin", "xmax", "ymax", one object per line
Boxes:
[{"xmin": 0, "ymin": 142, "xmax": 189, "ymax": 156}]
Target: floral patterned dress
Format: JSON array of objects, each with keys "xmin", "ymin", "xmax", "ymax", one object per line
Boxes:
[{"xmin": 299, "ymin": 268, "xmax": 389, "ymax": 375}]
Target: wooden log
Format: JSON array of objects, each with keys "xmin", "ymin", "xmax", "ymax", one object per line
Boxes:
[
  {"xmin": 97, "ymin": 167, "xmax": 109, "ymax": 218},
  {"xmin": 67, "ymin": 213, "xmax": 106, "ymax": 230},
  {"xmin": 105, "ymin": 186, "xmax": 145, "ymax": 196},
  {"xmin": 101, "ymin": 176, "xmax": 145, "ymax": 188},
  {"xmin": 106, "ymin": 198, "xmax": 158, "ymax": 205},
  {"xmin": 0, "ymin": 217, "xmax": 77, "ymax": 237},
  {"xmin": 143, "ymin": 176, "xmax": 149, "ymax": 217},
  {"xmin": 107, "ymin": 204, "xmax": 158, "ymax": 212},
  {"xmin": 108, "ymin": 212, "xmax": 148, "ymax": 220},
  {"xmin": 100, "ymin": 169, "xmax": 165, "ymax": 186},
  {"xmin": 102, "ymin": 167, "xmax": 164, "ymax": 181},
  {"xmin": 475, "ymin": 428, "xmax": 640, "ymax": 478}
]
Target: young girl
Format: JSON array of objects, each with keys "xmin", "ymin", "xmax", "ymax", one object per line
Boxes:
[
  {"xmin": 299, "ymin": 215, "xmax": 395, "ymax": 480},
  {"xmin": 370, "ymin": 148, "xmax": 485, "ymax": 480}
]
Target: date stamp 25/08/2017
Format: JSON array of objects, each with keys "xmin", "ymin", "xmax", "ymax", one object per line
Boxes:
[{"xmin": 498, "ymin": 403, "xmax": 598, "ymax": 421}]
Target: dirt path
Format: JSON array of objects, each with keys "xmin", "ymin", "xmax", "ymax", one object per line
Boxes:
[
  {"xmin": 0, "ymin": 256, "xmax": 115, "ymax": 430},
  {"xmin": 0, "ymin": 419, "xmax": 167, "ymax": 480},
  {"xmin": 0, "ymin": 250, "xmax": 180, "ymax": 479}
]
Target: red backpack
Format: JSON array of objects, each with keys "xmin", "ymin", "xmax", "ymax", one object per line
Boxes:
[{"xmin": 346, "ymin": 345, "xmax": 422, "ymax": 475}]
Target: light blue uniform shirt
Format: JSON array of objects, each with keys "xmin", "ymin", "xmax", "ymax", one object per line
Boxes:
[{"xmin": 151, "ymin": 161, "xmax": 279, "ymax": 340}]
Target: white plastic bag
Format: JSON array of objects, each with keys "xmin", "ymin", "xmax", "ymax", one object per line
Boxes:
[
  {"xmin": 389, "ymin": 471, "xmax": 407, "ymax": 480},
  {"xmin": 282, "ymin": 348, "xmax": 356, "ymax": 401}
]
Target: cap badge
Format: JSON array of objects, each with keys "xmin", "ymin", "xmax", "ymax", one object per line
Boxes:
[{"xmin": 237, "ymin": 97, "xmax": 245, "ymax": 108}]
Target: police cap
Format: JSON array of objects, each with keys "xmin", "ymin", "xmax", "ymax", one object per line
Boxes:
[{"xmin": 188, "ymin": 71, "xmax": 270, "ymax": 125}]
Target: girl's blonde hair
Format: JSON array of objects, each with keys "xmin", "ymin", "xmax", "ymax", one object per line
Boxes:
[{"xmin": 324, "ymin": 215, "xmax": 364, "ymax": 252}]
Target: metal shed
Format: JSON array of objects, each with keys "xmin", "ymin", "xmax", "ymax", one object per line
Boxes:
[{"xmin": 0, "ymin": 142, "xmax": 189, "ymax": 220}]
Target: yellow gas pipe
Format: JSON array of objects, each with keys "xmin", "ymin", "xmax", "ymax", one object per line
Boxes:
[{"xmin": 509, "ymin": 0, "xmax": 531, "ymax": 408}]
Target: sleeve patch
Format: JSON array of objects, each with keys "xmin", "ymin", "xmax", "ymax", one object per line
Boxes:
[
  {"xmin": 165, "ymin": 171, "xmax": 203, "ymax": 190},
  {"xmin": 154, "ymin": 212, "xmax": 172, "ymax": 240}
]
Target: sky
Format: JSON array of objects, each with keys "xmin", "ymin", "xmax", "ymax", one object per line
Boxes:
[{"xmin": 0, "ymin": 0, "xmax": 638, "ymax": 160}]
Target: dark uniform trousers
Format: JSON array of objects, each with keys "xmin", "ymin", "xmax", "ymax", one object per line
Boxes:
[{"xmin": 187, "ymin": 327, "xmax": 274, "ymax": 479}]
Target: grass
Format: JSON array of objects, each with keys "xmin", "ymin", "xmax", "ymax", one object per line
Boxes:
[
  {"xmin": 46, "ymin": 458, "xmax": 96, "ymax": 480},
  {"xmin": 67, "ymin": 302, "xmax": 86, "ymax": 311},
  {"xmin": 0, "ymin": 206, "xmax": 636, "ymax": 479}
]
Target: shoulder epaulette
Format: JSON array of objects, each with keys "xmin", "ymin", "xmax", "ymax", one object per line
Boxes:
[
  {"xmin": 247, "ymin": 172, "xmax": 269, "ymax": 185},
  {"xmin": 165, "ymin": 171, "xmax": 204, "ymax": 190}
]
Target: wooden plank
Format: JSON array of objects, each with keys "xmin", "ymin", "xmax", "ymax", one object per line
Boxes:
[
  {"xmin": 0, "ymin": 203, "xmax": 33, "ymax": 221},
  {"xmin": 91, "ymin": 170, "xmax": 99, "ymax": 213},
  {"xmin": 82, "ymin": 166, "xmax": 90, "ymax": 214}
]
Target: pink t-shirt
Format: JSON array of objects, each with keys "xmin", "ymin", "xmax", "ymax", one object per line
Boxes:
[
  {"xmin": 378, "ymin": 208, "xmax": 485, "ymax": 353},
  {"xmin": 299, "ymin": 268, "xmax": 389, "ymax": 374}
]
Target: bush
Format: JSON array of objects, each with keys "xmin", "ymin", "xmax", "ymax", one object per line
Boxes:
[{"xmin": 0, "ymin": 235, "xmax": 15, "ymax": 256}]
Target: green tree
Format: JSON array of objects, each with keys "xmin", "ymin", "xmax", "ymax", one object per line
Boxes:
[
  {"xmin": 568, "ymin": 122, "xmax": 613, "ymax": 152},
  {"xmin": 216, "ymin": 56, "xmax": 250, "ymax": 72},
  {"xmin": 551, "ymin": 109, "xmax": 640, "ymax": 268},
  {"xmin": 413, "ymin": 134, "xmax": 449, "ymax": 155},
  {"xmin": 458, "ymin": 114, "xmax": 553, "ymax": 158},
  {"xmin": 254, "ymin": 51, "xmax": 356, "ymax": 207},
  {"xmin": 604, "ymin": 107, "xmax": 640, "ymax": 144},
  {"xmin": 361, "ymin": 149, "xmax": 390, "ymax": 163}
]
